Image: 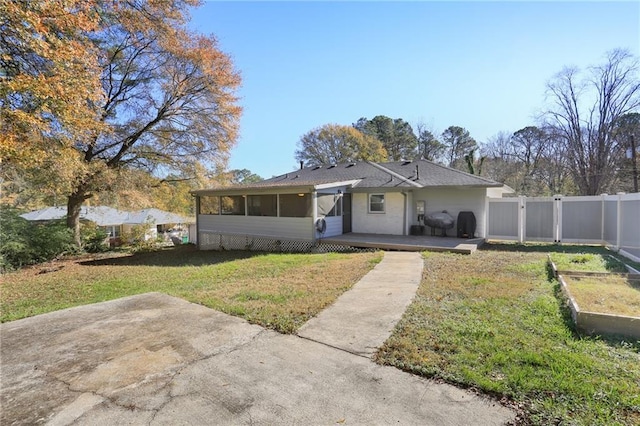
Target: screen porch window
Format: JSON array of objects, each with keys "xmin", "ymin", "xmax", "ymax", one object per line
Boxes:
[
  {"xmin": 221, "ymin": 195, "xmax": 246, "ymax": 215},
  {"xmin": 279, "ymin": 193, "xmax": 312, "ymax": 217},
  {"xmin": 247, "ymin": 195, "xmax": 277, "ymax": 216},
  {"xmin": 369, "ymin": 194, "xmax": 385, "ymax": 213},
  {"xmin": 199, "ymin": 196, "xmax": 220, "ymax": 215}
]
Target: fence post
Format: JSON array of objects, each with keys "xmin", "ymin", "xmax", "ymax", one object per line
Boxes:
[
  {"xmin": 616, "ymin": 192, "xmax": 625, "ymax": 251},
  {"xmin": 600, "ymin": 194, "xmax": 606, "ymax": 246},
  {"xmin": 554, "ymin": 195, "xmax": 562, "ymax": 244},
  {"xmin": 518, "ymin": 196, "xmax": 525, "ymax": 243},
  {"xmin": 616, "ymin": 193, "xmax": 623, "ymax": 251}
]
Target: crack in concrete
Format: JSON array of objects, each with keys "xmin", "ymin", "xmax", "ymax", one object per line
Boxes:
[
  {"xmin": 146, "ymin": 328, "xmax": 268, "ymax": 425},
  {"xmin": 295, "ymin": 334, "xmax": 373, "ymax": 360}
]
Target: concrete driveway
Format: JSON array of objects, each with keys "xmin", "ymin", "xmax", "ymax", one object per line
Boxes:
[{"xmin": 1, "ymin": 292, "xmax": 514, "ymax": 425}]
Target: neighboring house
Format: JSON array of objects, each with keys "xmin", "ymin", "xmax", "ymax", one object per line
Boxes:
[
  {"xmin": 192, "ymin": 159, "xmax": 513, "ymax": 250},
  {"xmin": 20, "ymin": 206, "xmax": 194, "ymax": 243},
  {"xmin": 124, "ymin": 208, "xmax": 195, "ymax": 241}
]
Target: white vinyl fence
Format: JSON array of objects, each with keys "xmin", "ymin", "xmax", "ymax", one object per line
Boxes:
[{"xmin": 486, "ymin": 193, "xmax": 640, "ymax": 262}]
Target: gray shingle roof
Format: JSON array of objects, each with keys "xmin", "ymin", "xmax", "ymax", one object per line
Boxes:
[
  {"xmin": 20, "ymin": 206, "xmax": 194, "ymax": 226},
  {"xmin": 20, "ymin": 206, "xmax": 129, "ymax": 226},
  {"xmin": 193, "ymin": 160, "xmax": 504, "ymax": 194},
  {"xmin": 125, "ymin": 208, "xmax": 194, "ymax": 225}
]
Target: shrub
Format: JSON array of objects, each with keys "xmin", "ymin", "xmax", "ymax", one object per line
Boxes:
[
  {"xmin": 81, "ymin": 224, "xmax": 110, "ymax": 253},
  {"xmin": 0, "ymin": 207, "xmax": 76, "ymax": 271},
  {"xmin": 121, "ymin": 223, "xmax": 157, "ymax": 253}
]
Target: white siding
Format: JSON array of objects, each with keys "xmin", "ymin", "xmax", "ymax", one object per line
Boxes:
[
  {"xmin": 352, "ymin": 192, "xmax": 406, "ymax": 235},
  {"xmin": 198, "ymin": 215, "xmax": 313, "ymax": 240},
  {"xmin": 486, "ymin": 187, "xmax": 509, "ymax": 198},
  {"xmin": 317, "ymin": 215, "xmax": 343, "ymax": 238},
  {"xmin": 411, "ymin": 187, "xmax": 489, "ymax": 238}
]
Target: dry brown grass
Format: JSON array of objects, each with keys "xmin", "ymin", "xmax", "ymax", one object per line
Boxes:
[
  {"xmin": 1, "ymin": 246, "xmax": 383, "ymax": 333},
  {"xmin": 563, "ymin": 275, "xmax": 640, "ymax": 317}
]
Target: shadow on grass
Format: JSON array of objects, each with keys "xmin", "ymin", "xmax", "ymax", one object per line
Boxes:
[
  {"xmin": 80, "ymin": 244, "xmax": 265, "ymax": 267},
  {"xmin": 552, "ymin": 282, "xmax": 582, "ymax": 340}
]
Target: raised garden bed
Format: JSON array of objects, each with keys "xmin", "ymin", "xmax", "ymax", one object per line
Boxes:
[{"xmin": 549, "ymin": 254, "xmax": 640, "ymax": 339}]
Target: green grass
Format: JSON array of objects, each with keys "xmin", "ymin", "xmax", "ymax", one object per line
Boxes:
[
  {"xmin": 1, "ymin": 245, "xmax": 382, "ymax": 333},
  {"xmin": 549, "ymin": 252, "xmax": 628, "ymax": 273},
  {"xmin": 377, "ymin": 248, "xmax": 640, "ymax": 425},
  {"xmin": 484, "ymin": 242, "xmax": 640, "ymax": 272}
]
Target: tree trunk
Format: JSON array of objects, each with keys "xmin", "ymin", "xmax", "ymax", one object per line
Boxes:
[{"xmin": 67, "ymin": 190, "xmax": 90, "ymax": 246}]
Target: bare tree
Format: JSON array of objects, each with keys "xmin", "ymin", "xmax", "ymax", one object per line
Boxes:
[
  {"xmin": 483, "ymin": 128, "xmax": 571, "ymax": 196},
  {"xmin": 481, "ymin": 132, "xmax": 516, "ymax": 187},
  {"xmin": 613, "ymin": 112, "xmax": 640, "ymax": 192},
  {"xmin": 545, "ymin": 49, "xmax": 640, "ymax": 195}
]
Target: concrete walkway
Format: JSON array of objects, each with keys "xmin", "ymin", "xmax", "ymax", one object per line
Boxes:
[
  {"xmin": 0, "ymin": 253, "xmax": 516, "ymax": 425},
  {"xmin": 298, "ymin": 251, "xmax": 423, "ymax": 357}
]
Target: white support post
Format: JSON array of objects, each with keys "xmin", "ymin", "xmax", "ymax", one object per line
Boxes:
[
  {"xmin": 312, "ymin": 191, "xmax": 318, "ymax": 241},
  {"xmin": 518, "ymin": 196, "xmax": 525, "ymax": 243}
]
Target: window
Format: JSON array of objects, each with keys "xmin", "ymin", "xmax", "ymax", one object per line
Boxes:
[
  {"xmin": 369, "ymin": 194, "xmax": 385, "ymax": 213},
  {"xmin": 101, "ymin": 225, "xmax": 121, "ymax": 238},
  {"xmin": 247, "ymin": 195, "xmax": 277, "ymax": 216},
  {"xmin": 279, "ymin": 193, "xmax": 312, "ymax": 217},
  {"xmin": 317, "ymin": 193, "xmax": 342, "ymax": 217},
  {"xmin": 199, "ymin": 196, "xmax": 220, "ymax": 215},
  {"xmin": 221, "ymin": 195, "xmax": 246, "ymax": 215}
]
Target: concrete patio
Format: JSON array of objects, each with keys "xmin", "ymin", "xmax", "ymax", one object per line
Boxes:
[{"xmin": 1, "ymin": 292, "xmax": 515, "ymax": 425}]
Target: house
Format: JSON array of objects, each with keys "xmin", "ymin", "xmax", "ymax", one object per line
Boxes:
[
  {"xmin": 191, "ymin": 159, "xmax": 513, "ymax": 251},
  {"xmin": 20, "ymin": 206, "xmax": 194, "ymax": 243}
]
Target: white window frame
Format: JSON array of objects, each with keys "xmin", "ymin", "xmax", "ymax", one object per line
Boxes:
[{"xmin": 368, "ymin": 193, "xmax": 385, "ymax": 213}]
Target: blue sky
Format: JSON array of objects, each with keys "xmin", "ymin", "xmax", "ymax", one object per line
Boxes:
[{"xmin": 190, "ymin": 1, "xmax": 640, "ymax": 179}]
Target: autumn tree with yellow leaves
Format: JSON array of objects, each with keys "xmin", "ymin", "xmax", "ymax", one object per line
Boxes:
[
  {"xmin": 295, "ymin": 124, "xmax": 387, "ymax": 167},
  {"xmin": 1, "ymin": 0, "xmax": 242, "ymax": 245}
]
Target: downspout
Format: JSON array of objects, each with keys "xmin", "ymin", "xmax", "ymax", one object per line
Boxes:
[{"xmin": 402, "ymin": 192, "xmax": 408, "ymax": 236}]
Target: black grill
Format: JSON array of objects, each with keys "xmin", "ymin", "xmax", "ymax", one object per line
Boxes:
[{"xmin": 456, "ymin": 211, "xmax": 476, "ymax": 238}]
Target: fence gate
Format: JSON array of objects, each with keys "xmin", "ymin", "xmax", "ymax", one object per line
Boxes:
[{"xmin": 523, "ymin": 197, "xmax": 558, "ymax": 242}]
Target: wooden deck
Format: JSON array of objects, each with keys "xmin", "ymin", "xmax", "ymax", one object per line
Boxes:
[{"xmin": 321, "ymin": 233, "xmax": 485, "ymax": 254}]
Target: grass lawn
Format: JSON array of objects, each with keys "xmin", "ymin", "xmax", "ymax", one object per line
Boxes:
[
  {"xmin": 376, "ymin": 244, "xmax": 640, "ymax": 426},
  {"xmin": 0, "ymin": 245, "xmax": 382, "ymax": 333},
  {"xmin": 549, "ymin": 252, "xmax": 629, "ymax": 273}
]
